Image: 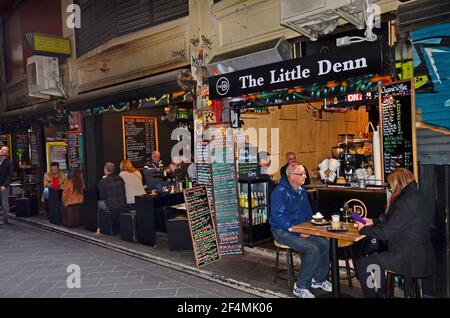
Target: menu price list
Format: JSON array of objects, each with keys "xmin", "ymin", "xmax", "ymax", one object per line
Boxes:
[
  {"xmin": 29, "ymin": 132, "xmax": 39, "ymax": 166},
  {"xmin": 184, "ymin": 186, "xmax": 220, "ymax": 268},
  {"xmin": 211, "ymin": 163, "xmax": 242, "ymax": 256},
  {"xmin": 68, "ymin": 131, "xmax": 80, "ymax": 169},
  {"xmin": 380, "ymin": 81, "xmax": 414, "ymax": 175},
  {"xmin": 123, "ymin": 116, "xmax": 157, "ymax": 166}
]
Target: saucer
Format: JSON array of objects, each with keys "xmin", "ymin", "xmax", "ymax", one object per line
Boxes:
[
  {"xmin": 326, "ymin": 225, "xmax": 348, "ymax": 232},
  {"xmin": 311, "ymin": 219, "xmax": 329, "ymax": 225}
]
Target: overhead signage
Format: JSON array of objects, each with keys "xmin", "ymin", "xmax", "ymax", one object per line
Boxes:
[
  {"xmin": 25, "ymin": 33, "xmax": 71, "ymax": 57},
  {"xmin": 209, "ymin": 41, "xmax": 382, "ymax": 99}
]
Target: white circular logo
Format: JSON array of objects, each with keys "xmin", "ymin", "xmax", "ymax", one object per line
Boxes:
[{"xmin": 216, "ymin": 77, "xmax": 230, "ymax": 96}]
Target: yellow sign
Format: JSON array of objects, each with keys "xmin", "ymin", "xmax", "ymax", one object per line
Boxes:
[
  {"xmin": 34, "ymin": 34, "xmax": 71, "ymax": 56},
  {"xmin": 46, "ymin": 142, "xmax": 68, "ymax": 172}
]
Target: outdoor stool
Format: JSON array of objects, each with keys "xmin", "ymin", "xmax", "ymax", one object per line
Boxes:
[
  {"xmin": 120, "ymin": 211, "xmax": 137, "ymax": 243},
  {"xmin": 274, "ymin": 240, "xmax": 297, "ymax": 288},
  {"xmin": 99, "ymin": 209, "xmax": 120, "ymax": 235},
  {"xmin": 60, "ymin": 204, "xmax": 84, "ymax": 228},
  {"xmin": 386, "ymin": 270, "xmax": 423, "ymax": 298},
  {"xmin": 166, "ymin": 217, "xmax": 193, "ymax": 251},
  {"xmin": 338, "ymin": 240, "xmax": 356, "ymax": 288}
]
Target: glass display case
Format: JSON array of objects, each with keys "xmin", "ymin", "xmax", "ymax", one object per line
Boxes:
[{"xmin": 238, "ymin": 177, "xmax": 272, "ymax": 247}]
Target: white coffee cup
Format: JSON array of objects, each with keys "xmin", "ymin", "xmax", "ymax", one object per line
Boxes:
[{"xmin": 331, "ymin": 214, "xmax": 341, "ymax": 229}]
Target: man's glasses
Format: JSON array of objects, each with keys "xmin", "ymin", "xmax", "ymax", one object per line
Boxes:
[{"xmin": 291, "ymin": 173, "xmax": 306, "ymax": 177}]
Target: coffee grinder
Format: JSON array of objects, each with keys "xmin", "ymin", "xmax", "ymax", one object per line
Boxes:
[{"xmin": 338, "ymin": 134, "xmax": 355, "ymax": 183}]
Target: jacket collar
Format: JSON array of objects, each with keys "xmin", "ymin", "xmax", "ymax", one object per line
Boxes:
[{"xmin": 279, "ymin": 176, "xmax": 303, "ymax": 193}]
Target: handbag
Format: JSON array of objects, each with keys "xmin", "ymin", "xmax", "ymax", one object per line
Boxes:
[{"xmin": 359, "ymin": 236, "xmax": 388, "ymax": 257}]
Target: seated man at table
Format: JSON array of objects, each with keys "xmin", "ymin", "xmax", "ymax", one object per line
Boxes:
[
  {"xmin": 280, "ymin": 152, "xmax": 311, "ymax": 185},
  {"xmin": 98, "ymin": 162, "xmax": 128, "ymax": 232},
  {"xmin": 270, "ymin": 164, "xmax": 331, "ymax": 298}
]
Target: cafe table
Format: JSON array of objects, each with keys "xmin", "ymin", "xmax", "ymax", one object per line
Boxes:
[{"xmin": 289, "ymin": 221, "xmax": 366, "ymax": 298}]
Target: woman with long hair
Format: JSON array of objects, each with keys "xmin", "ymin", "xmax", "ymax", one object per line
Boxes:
[
  {"xmin": 119, "ymin": 160, "xmax": 146, "ymax": 205},
  {"xmin": 355, "ymin": 168, "xmax": 436, "ymax": 297},
  {"xmin": 62, "ymin": 168, "xmax": 85, "ymax": 207}
]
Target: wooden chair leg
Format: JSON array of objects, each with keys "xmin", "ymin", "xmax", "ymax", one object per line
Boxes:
[
  {"xmin": 274, "ymin": 248, "xmax": 280, "ymax": 283},
  {"xmin": 386, "ymin": 272, "xmax": 394, "ymax": 298},
  {"xmin": 343, "ymin": 247, "xmax": 353, "ymax": 288}
]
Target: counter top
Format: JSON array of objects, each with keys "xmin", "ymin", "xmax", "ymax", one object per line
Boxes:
[{"xmin": 306, "ymin": 185, "xmax": 386, "ymax": 193}]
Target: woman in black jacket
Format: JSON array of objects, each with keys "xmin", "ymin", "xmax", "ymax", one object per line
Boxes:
[{"xmin": 355, "ymin": 168, "xmax": 436, "ymax": 298}]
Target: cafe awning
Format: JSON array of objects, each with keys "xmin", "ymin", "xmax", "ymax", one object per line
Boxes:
[{"xmin": 65, "ymin": 68, "xmax": 192, "ymax": 112}]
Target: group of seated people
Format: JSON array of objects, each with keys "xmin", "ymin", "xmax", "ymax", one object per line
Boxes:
[
  {"xmin": 42, "ymin": 150, "xmax": 190, "ymax": 212},
  {"xmin": 269, "ymin": 161, "xmax": 436, "ymax": 298}
]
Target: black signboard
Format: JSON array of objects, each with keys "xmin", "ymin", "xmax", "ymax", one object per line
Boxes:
[
  {"xmin": 184, "ymin": 186, "xmax": 220, "ymax": 268},
  {"xmin": 237, "ymin": 144, "xmax": 258, "ymax": 179},
  {"xmin": 68, "ymin": 130, "xmax": 80, "ymax": 169},
  {"xmin": 122, "ymin": 116, "xmax": 158, "ymax": 168},
  {"xmin": 211, "ymin": 162, "xmax": 243, "ymax": 256},
  {"xmin": 209, "ymin": 41, "xmax": 383, "ymax": 99},
  {"xmin": 29, "ymin": 132, "xmax": 39, "ymax": 166},
  {"xmin": 379, "ymin": 80, "xmax": 417, "ymax": 181}
]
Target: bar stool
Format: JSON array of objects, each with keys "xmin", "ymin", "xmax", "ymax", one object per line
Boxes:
[
  {"xmin": 274, "ymin": 241, "xmax": 297, "ymax": 288},
  {"xmin": 386, "ymin": 270, "xmax": 423, "ymax": 298},
  {"xmin": 338, "ymin": 240, "xmax": 356, "ymax": 288}
]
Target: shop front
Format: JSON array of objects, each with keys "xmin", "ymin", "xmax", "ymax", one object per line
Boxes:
[
  {"xmin": 61, "ymin": 68, "xmax": 195, "ymax": 234},
  {"xmin": 206, "ymin": 39, "xmax": 418, "ymax": 247}
]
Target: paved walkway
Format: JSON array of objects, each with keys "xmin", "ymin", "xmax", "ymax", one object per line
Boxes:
[{"xmin": 0, "ymin": 222, "xmax": 256, "ymax": 298}]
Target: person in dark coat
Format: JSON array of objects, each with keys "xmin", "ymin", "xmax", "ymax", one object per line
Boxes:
[
  {"xmin": 355, "ymin": 168, "xmax": 436, "ymax": 298},
  {"xmin": 0, "ymin": 146, "xmax": 13, "ymax": 225}
]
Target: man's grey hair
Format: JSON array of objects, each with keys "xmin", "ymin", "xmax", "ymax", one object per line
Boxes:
[{"xmin": 286, "ymin": 164, "xmax": 304, "ymax": 177}]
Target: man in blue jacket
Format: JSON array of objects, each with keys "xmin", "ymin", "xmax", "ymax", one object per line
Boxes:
[{"xmin": 270, "ymin": 164, "xmax": 331, "ymax": 298}]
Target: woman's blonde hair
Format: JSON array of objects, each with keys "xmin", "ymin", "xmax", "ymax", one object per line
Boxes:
[
  {"xmin": 386, "ymin": 168, "xmax": 416, "ymax": 194},
  {"xmin": 120, "ymin": 160, "xmax": 137, "ymax": 173}
]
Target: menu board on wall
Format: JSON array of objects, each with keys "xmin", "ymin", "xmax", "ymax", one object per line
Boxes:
[
  {"xmin": 46, "ymin": 142, "xmax": 68, "ymax": 172},
  {"xmin": 16, "ymin": 133, "xmax": 30, "ymax": 166},
  {"xmin": 122, "ymin": 116, "xmax": 158, "ymax": 168},
  {"xmin": 379, "ymin": 80, "xmax": 417, "ymax": 181},
  {"xmin": 29, "ymin": 132, "xmax": 39, "ymax": 166},
  {"xmin": 67, "ymin": 130, "xmax": 80, "ymax": 169},
  {"xmin": 184, "ymin": 186, "xmax": 220, "ymax": 268}
]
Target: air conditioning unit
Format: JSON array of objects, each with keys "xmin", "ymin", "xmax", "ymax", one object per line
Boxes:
[
  {"xmin": 281, "ymin": 0, "xmax": 371, "ymax": 41},
  {"xmin": 27, "ymin": 55, "xmax": 63, "ymax": 98},
  {"xmin": 208, "ymin": 37, "xmax": 292, "ymax": 75}
]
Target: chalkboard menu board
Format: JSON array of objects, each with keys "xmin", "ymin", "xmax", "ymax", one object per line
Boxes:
[
  {"xmin": 122, "ymin": 116, "xmax": 158, "ymax": 168},
  {"xmin": 184, "ymin": 186, "xmax": 220, "ymax": 268},
  {"xmin": 237, "ymin": 145, "xmax": 259, "ymax": 179},
  {"xmin": 211, "ymin": 163, "xmax": 243, "ymax": 256},
  {"xmin": 379, "ymin": 80, "xmax": 417, "ymax": 181},
  {"xmin": 29, "ymin": 132, "xmax": 39, "ymax": 166},
  {"xmin": 68, "ymin": 130, "xmax": 80, "ymax": 169},
  {"xmin": 16, "ymin": 133, "xmax": 30, "ymax": 166}
]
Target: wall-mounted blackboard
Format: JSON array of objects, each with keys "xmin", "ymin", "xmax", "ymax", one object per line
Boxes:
[
  {"xmin": 68, "ymin": 130, "xmax": 80, "ymax": 169},
  {"xmin": 184, "ymin": 186, "xmax": 220, "ymax": 268},
  {"xmin": 379, "ymin": 80, "xmax": 417, "ymax": 181},
  {"xmin": 29, "ymin": 132, "xmax": 39, "ymax": 166},
  {"xmin": 122, "ymin": 116, "xmax": 158, "ymax": 168}
]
